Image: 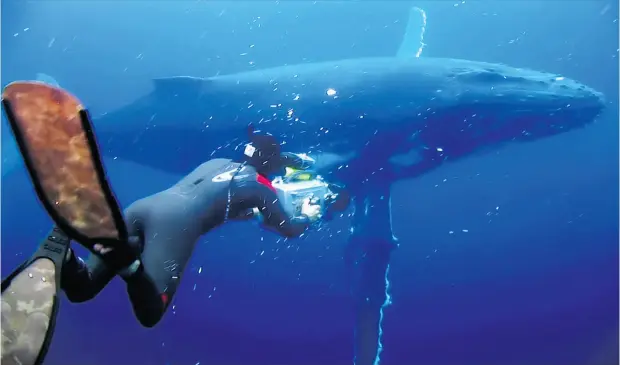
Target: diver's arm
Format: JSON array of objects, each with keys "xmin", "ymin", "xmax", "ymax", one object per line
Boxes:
[{"xmin": 250, "ymin": 184, "xmax": 310, "ymax": 238}]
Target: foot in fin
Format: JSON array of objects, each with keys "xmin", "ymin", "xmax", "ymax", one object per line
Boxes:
[
  {"xmin": 1, "ymin": 82, "xmax": 134, "ymax": 270},
  {"xmin": 1, "ymin": 227, "xmax": 70, "ymax": 365}
]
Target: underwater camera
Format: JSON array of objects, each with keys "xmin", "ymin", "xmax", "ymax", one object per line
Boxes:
[{"xmin": 272, "ymin": 168, "xmax": 350, "ymax": 220}]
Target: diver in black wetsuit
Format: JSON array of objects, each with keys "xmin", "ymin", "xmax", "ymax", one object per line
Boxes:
[{"xmin": 60, "ymin": 132, "xmax": 322, "ymax": 328}]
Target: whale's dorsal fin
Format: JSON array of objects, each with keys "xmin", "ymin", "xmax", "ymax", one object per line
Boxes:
[
  {"xmin": 152, "ymin": 76, "xmax": 211, "ymax": 96},
  {"xmin": 396, "ymin": 6, "xmax": 427, "ymax": 58}
]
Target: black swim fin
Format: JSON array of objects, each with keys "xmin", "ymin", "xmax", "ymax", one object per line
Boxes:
[{"xmin": 1, "ymin": 227, "xmax": 70, "ymax": 365}]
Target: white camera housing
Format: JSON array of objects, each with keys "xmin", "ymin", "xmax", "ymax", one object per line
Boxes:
[{"xmin": 271, "ymin": 173, "xmax": 330, "ymax": 217}]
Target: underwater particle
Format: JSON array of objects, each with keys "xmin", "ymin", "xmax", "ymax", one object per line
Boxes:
[
  {"xmin": 462, "ymin": 229, "xmax": 469, "ymax": 233},
  {"xmin": 326, "ymin": 88, "xmax": 337, "ymax": 96}
]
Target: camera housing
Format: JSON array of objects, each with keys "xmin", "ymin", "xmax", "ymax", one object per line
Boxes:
[{"xmin": 271, "ymin": 171, "xmax": 331, "ymax": 218}]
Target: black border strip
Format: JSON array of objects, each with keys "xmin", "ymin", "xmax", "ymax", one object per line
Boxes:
[
  {"xmin": 1, "ymin": 98, "xmax": 128, "ymax": 248},
  {"xmin": 79, "ymin": 109, "xmax": 128, "ymax": 243}
]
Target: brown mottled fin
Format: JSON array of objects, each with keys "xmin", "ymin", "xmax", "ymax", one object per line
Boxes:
[{"xmin": 1, "ymin": 81, "xmax": 127, "ymax": 248}]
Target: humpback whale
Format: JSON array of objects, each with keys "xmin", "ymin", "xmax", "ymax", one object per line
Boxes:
[
  {"xmin": 90, "ymin": 47, "xmax": 604, "ymax": 365},
  {"xmin": 2, "ymin": 8, "xmax": 605, "ymax": 365}
]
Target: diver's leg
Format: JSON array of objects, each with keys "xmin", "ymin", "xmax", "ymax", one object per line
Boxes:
[
  {"xmin": 123, "ymin": 228, "xmax": 197, "ymax": 328},
  {"xmin": 60, "ymin": 250, "xmax": 116, "ymax": 303}
]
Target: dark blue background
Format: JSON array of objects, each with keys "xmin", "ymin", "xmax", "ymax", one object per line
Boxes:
[{"xmin": 2, "ymin": 1, "xmax": 618, "ymax": 364}]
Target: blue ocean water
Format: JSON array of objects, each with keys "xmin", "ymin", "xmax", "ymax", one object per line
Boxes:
[{"xmin": 1, "ymin": 1, "xmax": 618, "ymax": 365}]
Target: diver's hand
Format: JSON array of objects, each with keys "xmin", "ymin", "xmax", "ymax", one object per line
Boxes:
[{"xmin": 301, "ymin": 197, "xmax": 322, "ymax": 222}]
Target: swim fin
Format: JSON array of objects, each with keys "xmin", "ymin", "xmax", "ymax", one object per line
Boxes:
[
  {"xmin": 1, "ymin": 81, "xmax": 133, "ymax": 270},
  {"xmin": 1, "ymin": 227, "xmax": 70, "ymax": 365}
]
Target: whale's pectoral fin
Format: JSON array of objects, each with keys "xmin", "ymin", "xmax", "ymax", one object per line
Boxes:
[
  {"xmin": 346, "ymin": 183, "xmax": 398, "ymax": 365},
  {"xmin": 35, "ymin": 73, "xmax": 60, "ymax": 88},
  {"xmin": 152, "ymin": 76, "xmax": 212, "ymax": 97},
  {"xmin": 396, "ymin": 6, "xmax": 428, "ymax": 58}
]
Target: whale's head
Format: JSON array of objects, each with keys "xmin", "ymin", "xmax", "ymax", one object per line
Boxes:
[
  {"xmin": 403, "ymin": 58, "xmax": 604, "ymax": 156},
  {"xmin": 333, "ymin": 57, "xmax": 607, "ymax": 177},
  {"xmin": 297, "ymin": 57, "xmax": 605, "ymax": 184}
]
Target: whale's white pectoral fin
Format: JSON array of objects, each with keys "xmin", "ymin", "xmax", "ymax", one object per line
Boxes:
[
  {"xmin": 308, "ymin": 151, "xmax": 357, "ymax": 172},
  {"xmin": 35, "ymin": 73, "xmax": 61, "ymax": 88},
  {"xmin": 388, "ymin": 194, "xmax": 399, "ymax": 243},
  {"xmin": 396, "ymin": 6, "xmax": 428, "ymax": 58}
]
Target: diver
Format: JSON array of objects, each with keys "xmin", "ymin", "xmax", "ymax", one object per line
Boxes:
[
  {"xmin": 0, "ymin": 81, "xmax": 350, "ymax": 365},
  {"xmin": 55, "ymin": 130, "xmax": 326, "ymax": 328}
]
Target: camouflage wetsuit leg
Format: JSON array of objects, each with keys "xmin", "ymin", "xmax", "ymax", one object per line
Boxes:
[{"xmin": 1, "ymin": 227, "xmax": 69, "ymax": 365}]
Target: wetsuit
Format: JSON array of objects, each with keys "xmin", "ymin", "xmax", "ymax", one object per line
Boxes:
[{"xmin": 60, "ymin": 158, "xmax": 311, "ymax": 327}]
